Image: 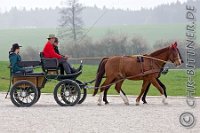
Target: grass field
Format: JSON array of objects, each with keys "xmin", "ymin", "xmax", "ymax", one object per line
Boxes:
[
  {"xmin": 1, "ymin": 24, "xmax": 200, "ymax": 61},
  {"xmin": 0, "ymin": 61, "xmax": 199, "ymax": 96}
]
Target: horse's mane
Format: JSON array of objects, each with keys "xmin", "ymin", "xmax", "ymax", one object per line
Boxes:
[{"xmin": 149, "ymin": 46, "xmax": 169, "ymax": 56}]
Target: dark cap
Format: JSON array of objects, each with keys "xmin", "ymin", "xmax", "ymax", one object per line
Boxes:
[{"xmin": 11, "ymin": 43, "xmax": 22, "ymax": 51}]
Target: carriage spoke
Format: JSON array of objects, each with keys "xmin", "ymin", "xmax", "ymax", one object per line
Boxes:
[
  {"xmin": 30, "ymin": 93, "xmax": 35, "ymax": 98},
  {"xmin": 28, "ymin": 96, "xmax": 33, "ymax": 102},
  {"xmin": 10, "ymin": 81, "xmax": 38, "ymax": 107},
  {"xmin": 54, "ymin": 80, "xmax": 81, "ymax": 106},
  {"xmin": 26, "ymin": 97, "xmax": 29, "ymax": 103},
  {"xmin": 21, "ymin": 97, "xmax": 25, "ymax": 102}
]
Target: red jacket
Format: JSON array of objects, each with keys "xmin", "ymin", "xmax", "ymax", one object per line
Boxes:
[{"xmin": 42, "ymin": 41, "xmax": 62, "ymax": 59}]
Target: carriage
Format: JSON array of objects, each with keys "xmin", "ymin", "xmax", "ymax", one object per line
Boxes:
[
  {"xmin": 7, "ymin": 52, "xmax": 88, "ymax": 107},
  {"xmin": 6, "ymin": 42, "xmax": 182, "ymax": 107}
]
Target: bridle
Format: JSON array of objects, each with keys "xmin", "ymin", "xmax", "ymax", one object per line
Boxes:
[{"xmin": 168, "ymin": 46, "xmax": 183, "ymax": 65}]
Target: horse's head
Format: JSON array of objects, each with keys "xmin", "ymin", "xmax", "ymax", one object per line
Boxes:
[{"xmin": 168, "ymin": 42, "xmax": 183, "ymax": 67}]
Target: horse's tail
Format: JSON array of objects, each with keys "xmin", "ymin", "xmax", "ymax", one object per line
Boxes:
[{"xmin": 93, "ymin": 58, "xmax": 109, "ymax": 96}]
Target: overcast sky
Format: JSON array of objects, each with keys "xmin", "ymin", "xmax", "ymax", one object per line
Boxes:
[{"xmin": 0, "ymin": 0, "xmax": 187, "ymax": 13}]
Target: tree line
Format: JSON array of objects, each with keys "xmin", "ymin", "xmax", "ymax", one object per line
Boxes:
[
  {"xmin": 0, "ymin": 0, "xmax": 199, "ymax": 28},
  {"xmin": 5, "ymin": 0, "xmax": 200, "ymax": 68}
]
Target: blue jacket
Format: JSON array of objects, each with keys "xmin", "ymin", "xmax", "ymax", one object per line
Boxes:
[{"xmin": 9, "ymin": 52, "xmax": 24, "ymax": 73}]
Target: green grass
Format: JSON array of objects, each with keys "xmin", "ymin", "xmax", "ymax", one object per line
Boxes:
[
  {"xmin": 1, "ymin": 24, "xmax": 200, "ymax": 61},
  {"xmin": 0, "ymin": 61, "xmax": 199, "ymax": 96}
]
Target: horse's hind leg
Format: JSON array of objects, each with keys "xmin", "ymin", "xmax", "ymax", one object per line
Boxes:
[
  {"xmin": 115, "ymin": 80, "xmax": 129, "ymax": 105},
  {"xmin": 98, "ymin": 78, "xmax": 114, "ymax": 106},
  {"xmin": 97, "ymin": 91, "xmax": 103, "ymax": 106},
  {"xmin": 120, "ymin": 89, "xmax": 129, "ymax": 105},
  {"xmin": 136, "ymin": 80, "xmax": 150, "ymax": 105},
  {"xmin": 103, "ymin": 87, "xmax": 110, "ymax": 105},
  {"xmin": 141, "ymin": 83, "xmax": 151, "ymax": 104}
]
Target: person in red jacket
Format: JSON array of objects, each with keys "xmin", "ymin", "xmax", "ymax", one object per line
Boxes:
[{"xmin": 42, "ymin": 34, "xmax": 79, "ymax": 74}]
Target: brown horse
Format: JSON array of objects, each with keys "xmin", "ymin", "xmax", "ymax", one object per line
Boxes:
[
  {"xmin": 98, "ymin": 60, "xmax": 168, "ymax": 105},
  {"xmin": 93, "ymin": 42, "xmax": 183, "ymax": 105}
]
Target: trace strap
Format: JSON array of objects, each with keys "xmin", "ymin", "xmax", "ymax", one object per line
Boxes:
[
  {"xmin": 70, "ymin": 55, "xmax": 174, "ymax": 64},
  {"xmin": 90, "ymin": 69, "xmax": 161, "ymax": 90}
]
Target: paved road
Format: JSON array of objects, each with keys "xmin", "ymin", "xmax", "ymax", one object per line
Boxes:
[{"xmin": 0, "ymin": 93, "xmax": 199, "ymax": 133}]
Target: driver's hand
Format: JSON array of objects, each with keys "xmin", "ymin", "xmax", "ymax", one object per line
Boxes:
[{"xmin": 64, "ymin": 55, "xmax": 69, "ymax": 59}]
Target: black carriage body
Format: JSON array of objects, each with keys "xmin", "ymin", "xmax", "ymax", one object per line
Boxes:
[{"xmin": 8, "ymin": 54, "xmax": 85, "ymax": 107}]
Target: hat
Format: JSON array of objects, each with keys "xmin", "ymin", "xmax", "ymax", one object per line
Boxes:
[
  {"xmin": 47, "ymin": 34, "xmax": 56, "ymax": 39},
  {"xmin": 12, "ymin": 43, "xmax": 22, "ymax": 49},
  {"xmin": 11, "ymin": 43, "xmax": 22, "ymax": 52}
]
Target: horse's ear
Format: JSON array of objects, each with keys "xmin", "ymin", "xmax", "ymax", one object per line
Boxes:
[
  {"xmin": 174, "ymin": 42, "xmax": 177, "ymax": 47},
  {"xmin": 171, "ymin": 42, "xmax": 177, "ymax": 49}
]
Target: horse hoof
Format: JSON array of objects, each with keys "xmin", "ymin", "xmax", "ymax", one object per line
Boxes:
[
  {"xmin": 142, "ymin": 99, "xmax": 147, "ymax": 104},
  {"xmin": 125, "ymin": 102, "xmax": 129, "ymax": 105},
  {"xmin": 161, "ymin": 95, "xmax": 168, "ymax": 105},
  {"xmin": 105, "ymin": 102, "xmax": 109, "ymax": 105},
  {"xmin": 136, "ymin": 102, "xmax": 140, "ymax": 106},
  {"xmin": 97, "ymin": 103, "xmax": 102, "ymax": 106},
  {"xmin": 163, "ymin": 102, "xmax": 168, "ymax": 105},
  {"xmin": 162, "ymin": 100, "xmax": 168, "ymax": 105}
]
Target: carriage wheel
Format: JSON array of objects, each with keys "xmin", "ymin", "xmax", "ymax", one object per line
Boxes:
[
  {"xmin": 10, "ymin": 80, "xmax": 38, "ymax": 107},
  {"xmin": 75, "ymin": 80, "xmax": 87, "ymax": 104},
  {"xmin": 53, "ymin": 79, "xmax": 81, "ymax": 106},
  {"xmin": 35, "ymin": 88, "xmax": 41, "ymax": 103}
]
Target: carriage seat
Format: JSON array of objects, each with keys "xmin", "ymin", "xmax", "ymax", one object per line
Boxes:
[
  {"xmin": 39, "ymin": 52, "xmax": 59, "ymax": 74},
  {"xmin": 11, "ymin": 61, "xmax": 44, "ymax": 77},
  {"xmin": 18, "ymin": 61, "xmax": 41, "ymax": 67},
  {"xmin": 39, "ymin": 52, "xmax": 83, "ymax": 80}
]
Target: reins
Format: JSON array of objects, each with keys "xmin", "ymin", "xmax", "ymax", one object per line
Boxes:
[{"xmin": 131, "ymin": 55, "xmax": 173, "ymax": 64}]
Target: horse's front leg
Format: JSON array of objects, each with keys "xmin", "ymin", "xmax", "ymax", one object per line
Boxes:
[
  {"xmin": 150, "ymin": 78, "xmax": 168, "ymax": 104},
  {"xmin": 136, "ymin": 80, "xmax": 150, "ymax": 106},
  {"xmin": 156, "ymin": 78, "xmax": 167, "ymax": 98},
  {"xmin": 142, "ymin": 78, "xmax": 167, "ymax": 104}
]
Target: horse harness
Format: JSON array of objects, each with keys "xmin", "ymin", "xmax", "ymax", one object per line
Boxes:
[
  {"xmin": 136, "ymin": 55, "xmax": 163, "ymax": 78},
  {"xmin": 118, "ymin": 55, "xmax": 168, "ymax": 79}
]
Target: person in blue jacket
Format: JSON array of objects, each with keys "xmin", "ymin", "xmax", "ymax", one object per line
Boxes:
[{"xmin": 9, "ymin": 43, "xmax": 25, "ymax": 74}]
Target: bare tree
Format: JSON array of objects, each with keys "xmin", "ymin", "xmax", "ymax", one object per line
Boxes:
[
  {"xmin": 21, "ymin": 47, "xmax": 40, "ymax": 61},
  {"xmin": 131, "ymin": 36, "xmax": 149, "ymax": 54},
  {"xmin": 59, "ymin": 0, "xmax": 84, "ymax": 45}
]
